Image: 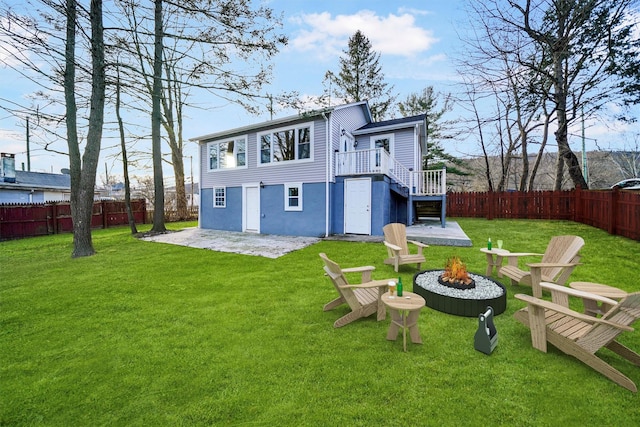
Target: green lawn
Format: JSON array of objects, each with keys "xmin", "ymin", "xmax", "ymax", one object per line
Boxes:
[{"xmin": 1, "ymin": 218, "xmax": 639, "ymax": 426}]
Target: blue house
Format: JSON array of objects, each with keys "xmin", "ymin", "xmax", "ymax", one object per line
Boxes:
[{"xmin": 193, "ymin": 101, "xmax": 446, "ymax": 237}]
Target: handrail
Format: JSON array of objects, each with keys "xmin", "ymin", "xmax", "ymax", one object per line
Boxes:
[{"xmin": 334, "ymin": 149, "xmax": 446, "ymax": 196}]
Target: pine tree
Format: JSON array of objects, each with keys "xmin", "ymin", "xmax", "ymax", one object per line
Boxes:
[
  {"xmin": 325, "ymin": 30, "xmax": 396, "ymax": 120},
  {"xmin": 398, "ymin": 87, "xmax": 468, "ymax": 176}
]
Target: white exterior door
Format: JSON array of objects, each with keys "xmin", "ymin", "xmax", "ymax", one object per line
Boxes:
[
  {"xmin": 338, "ymin": 129, "xmax": 356, "ymax": 175},
  {"xmin": 243, "ymin": 184, "xmax": 260, "ymax": 233},
  {"xmin": 344, "ymin": 178, "xmax": 371, "ymax": 235}
]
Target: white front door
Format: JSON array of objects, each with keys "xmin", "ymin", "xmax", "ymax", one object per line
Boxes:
[
  {"xmin": 344, "ymin": 178, "xmax": 371, "ymax": 235},
  {"xmin": 243, "ymin": 184, "xmax": 260, "ymax": 233}
]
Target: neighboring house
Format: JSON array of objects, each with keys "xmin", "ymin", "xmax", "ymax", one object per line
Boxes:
[
  {"xmin": 0, "ymin": 153, "xmax": 71, "ymax": 204},
  {"xmin": 164, "ymin": 182, "xmax": 200, "ymax": 210},
  {"xmin": 192, "ymin": 101, "xmax": 446, "ymax": 237}
]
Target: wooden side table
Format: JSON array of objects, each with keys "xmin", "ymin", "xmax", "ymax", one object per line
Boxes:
[
  {"xmin": 479, "ymin": 248, "xmax": 510, "ymax": 277},
  {"xmin": 381, "ymin": 291, "xmax": 426, "ymax": 352},
  {"xmin": 568, "ymin": 282, "xmax": 628, "ymax": 316}
]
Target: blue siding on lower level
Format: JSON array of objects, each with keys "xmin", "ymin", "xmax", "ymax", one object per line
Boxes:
[
  {"xmin": 331, "ymin": 175, "xmax": 408, "ymax": 236},
  {"xmin": 200, "ymin": 175, "xmax": 432, "ymax": 237},
  {"xmin": 200, "ymin": 187, "xmax": 243, "ymax": 231},
  {"xmin": 200, "ymin": 183, "xmax": 327, "ymax": 237},
  {"xmin": 260, "ymin": 182, "xmax": 326, "ymax": 237}
]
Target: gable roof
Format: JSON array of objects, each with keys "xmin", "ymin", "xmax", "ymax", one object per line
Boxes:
[
  {"xmin": 190, "ymin": 101, "xmax": 372, "ymax": 143},
  {"xmin": 352, "ymin": 114, "xmax": 427, "ymax": 135},
  {"xmin": 0, "ymin": 170, "xmax": 71, "ymax": 191}
]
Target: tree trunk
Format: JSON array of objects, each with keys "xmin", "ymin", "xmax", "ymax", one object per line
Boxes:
[
  {"xmin": 528, "ymin": 109, "xmax": 551, "ymax": 191},
  {"xmin": 551, "ymin": 13, "xmax": 588, "ymax": 190},
  {"xmin": 554, "ymin": 153, "xmax": 565, "ymax": 191},
  {"xmin": 66, "ymin": 0, "xmax": 106, "ymax": 258},
  {"xmin": 116, "ymin": 66, "xmax": 137, "ymax": 234},
  {"xmin": 555, "ymin": 110, "xmax": 588, "ymax": 189},
  {"xmin": 151, "ymin": 0, "xmax": 166, "ymax": 232}
]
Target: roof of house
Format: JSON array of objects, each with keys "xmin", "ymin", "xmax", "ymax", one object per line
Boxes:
[
  {"xmin": 190, "ymin": 101, "xmax": 372, "ymax": 143},
  {"xmin": 0, "ymin": 170, "xmax": 71, "ymax": 191},
  {"xmin": 352, "ymin": 114, "xmax": 427, "ymax": 135}
]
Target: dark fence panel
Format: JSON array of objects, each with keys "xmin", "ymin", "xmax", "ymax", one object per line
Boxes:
[
  {"xmin": 447, "ymin": 189, "xmax": 639, "ymax": 241},
  {"xmin": 0, "ymin": 199, "xmax": 146, "ymax": 240}
]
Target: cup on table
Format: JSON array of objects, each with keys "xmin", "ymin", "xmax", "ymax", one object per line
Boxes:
[
  {"xmin": 497, "ymin": 240, "xmax": 503, "ymax": 249},
  {"xmin": 388, "ymin": 281, "xmax": 396, "ymax": 297}
]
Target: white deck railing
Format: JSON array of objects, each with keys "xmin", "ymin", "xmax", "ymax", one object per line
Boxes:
[
  {"xmin": 411, "ymin": 168, "xmax": 447, "ymax": 196},
  {"xmin": 335, "ymin": 149, "xmax": 446, "ymax": 196}
]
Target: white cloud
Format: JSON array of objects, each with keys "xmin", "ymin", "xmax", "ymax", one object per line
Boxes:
[{"xmin": 288, "ymin": 9, "xmax": 438, "ymax": 60}]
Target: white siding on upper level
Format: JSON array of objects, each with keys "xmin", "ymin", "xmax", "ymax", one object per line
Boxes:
[
  {"xmin": 197, "ymin": 102, "xmax": 372, "ymax": 191},
  {"xmin": 199, "ymin": 115, "xmax": 329, "ymax": 190},
  {"xmin": 329, "ymin": 104, "xmax": 370, "ymax": 154}
]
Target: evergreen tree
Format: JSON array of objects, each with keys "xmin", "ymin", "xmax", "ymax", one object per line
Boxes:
[
  {"xmin": 399, "ymin": 88, "xmax": 467, "ymax": 176},
  {"xmin": 325, "ymin": 30, "xmax": 396, "ymax": 120}
]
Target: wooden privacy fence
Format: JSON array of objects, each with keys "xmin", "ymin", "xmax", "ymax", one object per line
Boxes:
[
  {"xmin": 447, "ymin": 188, "xmax": 640, "ymax": 241},
  {"xmin": 0, "ymin": 199, "xmax": 147, "ymax": 240}
]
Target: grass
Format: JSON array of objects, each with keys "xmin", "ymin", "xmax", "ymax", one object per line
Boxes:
[{"xmin": 1, "ymin": 218, "xmax": 639, "ymax": 426}]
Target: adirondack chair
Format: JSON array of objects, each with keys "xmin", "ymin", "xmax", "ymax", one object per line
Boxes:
[
  {"xmin": 383, "ymin": 223, "xmax": 428, "ymax": 272},
  {"xmin": 514, "ymin": 282, "xmax": 640, "ymax": 392},
  {"xmin": 500, "ymin": 235, "xmax": 584, "ymax": 298},
  {"xmin": 320, "ymin": 253, "xmax": 394, "ymax": 328}
]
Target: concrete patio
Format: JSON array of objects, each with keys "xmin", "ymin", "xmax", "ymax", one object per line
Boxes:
[{"xmin": 140, "ymin": 219, "xmax": 472, "ymax": 258}]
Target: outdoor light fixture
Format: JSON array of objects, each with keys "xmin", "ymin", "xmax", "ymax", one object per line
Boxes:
[{"xmin": 259, "ymin": 181, "xmax": 265, "ymax": 188}]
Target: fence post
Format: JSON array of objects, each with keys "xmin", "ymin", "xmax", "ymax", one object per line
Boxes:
[
  {"xmin": 609, "ymin": 188, "xmax": 619, "ymax": 235},
  {"xmin": 102, "ymin": 200, "xmax": 108, "ymax": 229},
  {"xmin": 52, "ymin": 202, "xmax": 58, "ymax": 235},
  {"xmin": 573, "ymin": 187, "xmax": 581, "ymax": 223},
  {"xmin": 487, "ymin": 191, "xmax": 494, "ymax": 220}
]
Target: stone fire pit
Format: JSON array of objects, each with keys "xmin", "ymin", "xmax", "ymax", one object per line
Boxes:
[{"xmin": 413, "ymin": 270, "xmax": 507, "ymax": 317}]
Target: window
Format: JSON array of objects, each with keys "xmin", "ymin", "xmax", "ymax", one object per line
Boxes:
[
  {"xmin": 372, "ymin": 134, "xmax": 394, "ymax": 167},
  {"xmin": 214, "ymin": 187, "xmax": 226, "ymax": 208},
  {"xmin": 208, "ymin": 137, "xmax": 247, "ymax": 170},
  {"xmin": 284, "ymin": 182, "xmax": 302, "ymax": 211},
  {"xmin": 259, "ymin": 124, "xmax": 312, "ymax": 165}
]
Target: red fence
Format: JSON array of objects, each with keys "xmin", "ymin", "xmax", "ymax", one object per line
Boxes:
[
  {"xmin": 447, "ymin": 188, "xmax": 640, "ymax": 241},
  {"xmin": 0, "ymin": 199, "xmax": 147, "ymax": 240}
]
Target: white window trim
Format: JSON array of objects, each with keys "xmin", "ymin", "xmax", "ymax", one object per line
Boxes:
[
  {"xmin": 257, "ymin": 122, "xmax": 314, "ymax": 167},
  {"xmin": 370, "ymin": 133, "xmax": 395, "ymax": 154},
  {"xmin": 284, "ymin": 182, "xmax": 303, "ymax": 211},
  {"xmin": 213, "ymin": 186, "xmax": 226, "ymax": 208},
  {"xmin": 207, "ymin": 135, "xmax": 248, "ymax": 172}
]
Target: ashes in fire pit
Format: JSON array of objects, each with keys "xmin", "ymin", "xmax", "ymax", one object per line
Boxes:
[{"xmin": 438, "ymin": 256, "xmax": 475, "ymax": 290}]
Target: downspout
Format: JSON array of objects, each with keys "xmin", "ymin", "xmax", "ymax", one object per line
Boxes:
[
  {"xmin": 409, "ymin": 124, "xmax": 419, "ymax": 225},
  {"xmin": 323, "ymin": 112, "xmax": 330, "ymax": 237}
]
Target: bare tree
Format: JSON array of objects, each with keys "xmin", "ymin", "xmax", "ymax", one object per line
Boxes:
[
  {"xmin": 468, "ymin": 0, "xmax": 640, "ymax": 190},
  {"xmin": 111, "ymin": 0, "xmax": 288, "ymax": 226},
  {"xmin": 115, "ymin": 64, "xmax": 137, "ymax": 234},
  {"xmin": 603, "ymin": 134, "xmax": 640, "ymax": 180},
  {"xmin": 0, "ymin": 0, "xmax": 107, "ymax": 257}
]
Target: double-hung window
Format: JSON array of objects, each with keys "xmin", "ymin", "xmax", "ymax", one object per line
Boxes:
[
  {"xmin": 259, "ymin": 123, "xmax": 313, "ymax": 165},
  {"xmin": 208, "ymin": 137, "xmax": 247, "ymax": 170},
  {"xmin": 284, "ymin": 182, "xmax": 302, "ymax": 211}
]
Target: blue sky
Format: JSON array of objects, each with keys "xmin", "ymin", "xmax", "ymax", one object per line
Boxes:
[
  {"xmin": 0, "ymin": 0, "xmax": 637, "ymax": 180},
  {"xmin": 189, "ymin": 0, "xmax": 467, "ymax": 141}
]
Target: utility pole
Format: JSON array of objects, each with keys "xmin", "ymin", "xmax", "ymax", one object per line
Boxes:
[{"xmin": 26, "ymin": 117, "xmax": 31, "ymax": 171}]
